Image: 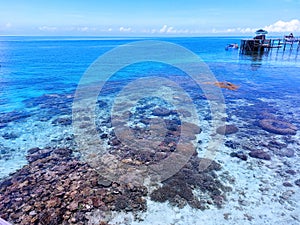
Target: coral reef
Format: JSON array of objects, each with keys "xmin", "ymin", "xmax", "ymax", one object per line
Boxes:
[
  {"xmin": 203, "ymin": 81, "xmax": 240, "ymax": 91},
  {"xmin": 108, "ymin": 98, "xmax": 201, "ymax": 165},
  {"xmin": 258, "ymin": 119, "xmax": 297, "ymax": 135},
  {"xmin": 150, "ymin": 152, "xmax": 232, "ymax": 210},
  {"xmin": 0, "ymin": 148, "xmax": 147, "ymax": 225}
]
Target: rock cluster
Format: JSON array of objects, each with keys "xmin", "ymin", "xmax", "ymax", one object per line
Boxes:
[{"xmin": 0, "ymin": 147, "xmax": 147, "ymax": 225}]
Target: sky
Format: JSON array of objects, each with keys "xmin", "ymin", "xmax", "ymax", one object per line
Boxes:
[{"xmin": 0, "ymin": 0, "xmax": 300, "ymax": 36}]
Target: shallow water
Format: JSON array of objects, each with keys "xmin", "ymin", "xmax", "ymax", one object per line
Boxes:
[{"xmin": 0, "ymin": 36, "xmax": 300, "ymax": 225}]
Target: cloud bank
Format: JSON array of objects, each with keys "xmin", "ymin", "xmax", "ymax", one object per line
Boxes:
[
  {"xmin": 4, "ymin": 19, "xmax": 300, "ymax": 35},
  {"xmin": 264, "ymin": 19, "xmax": 300, "ymax": 32},
  {"xmin": 218, "ymin": 19, "xmax": 300, "ymax": 34}
]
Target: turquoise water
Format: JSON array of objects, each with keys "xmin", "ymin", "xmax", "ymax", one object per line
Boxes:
[
  {"xmin": 0, "ymin": 36, "xmax": 299, "ymax": 113},
  {"xmin": 0, "ymin": 36, "xmax": 300, "ymax": 224}
]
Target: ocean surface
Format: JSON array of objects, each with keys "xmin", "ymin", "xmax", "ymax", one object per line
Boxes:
[{"xmin": 0, "ymin": 36, "xmax": 300, "ymax": 224}]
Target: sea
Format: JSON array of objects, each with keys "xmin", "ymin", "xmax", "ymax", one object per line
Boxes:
[{"xmin": 0, "ymin": 36, "xmax": 300, "ymax": 225}]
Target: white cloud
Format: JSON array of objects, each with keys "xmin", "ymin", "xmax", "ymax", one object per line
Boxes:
[
  {"xmin": 212, "ymin": 27, "xmax": 256, "ymax": 34},
  {"xmin": 159, "ymin": 25, "xmax": 168, "ymax": 33},
  {"xmin": 5, "ymin": 22, "xmax": 11, "ymax": 28},
  {"xmin": 158, "ymin": 25, "xmax": 190, "ymax": 34},
  {"xmin": 226, "ymin": 28, "xmax": 236, "ymax": 33},
  {"xmin": 264, "ymin": 19, "xmax": 300, "ymax": 32},
  {"xmin": 77, "ymin": 26, "xmax": 89, "ymax": 32},
  {"xmin": 38, "ymin": 26, "xmax": 57, "ymax": 32},
  {"xmin": 119, "ymin": 26, "xmax": 131, "ymax": 32},
  {"xmin": 211, "ymin": 19, "xmax": 300, "ymax": 34},
  {"xmin": 167, "ymin": 26, "xmax": 174, "ymax": 33}
]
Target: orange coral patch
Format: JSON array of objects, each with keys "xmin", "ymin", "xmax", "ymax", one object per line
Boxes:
[{"xmin": 203, "ymin": 81, "xmax": 240, "ymax": 91}]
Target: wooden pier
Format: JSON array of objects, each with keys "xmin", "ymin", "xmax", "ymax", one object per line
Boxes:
[{"xmin": 240, "ymin": 37, "xmax": 300, "ymax": 54}]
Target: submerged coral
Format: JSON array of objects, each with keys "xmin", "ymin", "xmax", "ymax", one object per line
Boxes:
[
  {"xmin": 249, "ymin": 150, "xmax": 271, "ymax": 160},
  {"xmin": 258, "ymin": 119, "xmax": 297, "ymax": 135},
  {"xmin": 150, "ymin": 152, "xmax": 232, "ymax": 210},
  {"xmin": 203, "ymin": 81, "xmax": 240, "ymax": 91},
  {"xmin": 0, "ymin": 148, "xmax": 147, "ymax": 225}
]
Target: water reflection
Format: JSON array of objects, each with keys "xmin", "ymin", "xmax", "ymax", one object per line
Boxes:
[{"xmin": 239, "ymin": 46, "xmax": 300, "ymax": 68}]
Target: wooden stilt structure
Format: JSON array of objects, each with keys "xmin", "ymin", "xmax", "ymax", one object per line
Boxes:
[{"xmin": 240, "ymin": 37, "xmax": 299, "ymax": 54}]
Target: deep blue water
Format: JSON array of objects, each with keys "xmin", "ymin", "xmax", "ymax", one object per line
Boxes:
[{"xmin": 0, "ymin": 36, "xmax": 299, "ymax": 114}]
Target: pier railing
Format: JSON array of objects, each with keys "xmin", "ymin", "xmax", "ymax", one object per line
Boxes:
[{"xmin": 240, "ymin": 37, "xmax": 300, "ymax": 53}]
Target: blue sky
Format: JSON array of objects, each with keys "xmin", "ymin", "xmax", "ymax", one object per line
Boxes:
[{"xmin": 0, "ymin": 0, "xmax": 300, "ymax": 36}]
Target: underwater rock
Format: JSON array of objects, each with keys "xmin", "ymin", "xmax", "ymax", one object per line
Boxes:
[
  {"xmin": 295, "ymin": 179, "xmax": 300, "ymax": 187},
  {"xmin": 273, "ymin": 148, "xmax": 295, "ymax": 158},
  {"xmin": 97, "ymin": 100, "xmax": 108, "ymax": 108},
  {"xmin": 216, "ymin": 125, "xmax": 239, "ymax": 135},
  {"xmin": 0, "ymin": 111, "xmax": 31, "ymax": 124},
  {"xmin": 108, "ymin": 137, "xmax": 121, "ymax": 146},
  {"xmin": 283, "ymin": 182, "xmax": 293, "ymax": 187},
  {"xmin": 2, "ymin": 132, "xmax": 20, "ymax": 140},
  {"xmin": 165, "ymin": 119, "xmax": 181, "ymax": 131},
  {"xmin": 183, "ymin": 122, "xmax": 201, "ymax": 134},
  {"xmin": 0, "ymin": 146, "xmax": 14, "ymax": 161},
  {"xmin": 286, "ymin": 170, "xmax": 296, "ymax": 175},
  {"xmin": 152, "ymin": 107, "xmax": 171, "ymax": 117},
  {"xmin": 52, "ymin": 117, "xmax": 72, "ymax": 126},
  {"xmin": 249, "ymin": 150, "xmax": 271, "ymax": 160},
  {"xmin": 258, "ymin": 119, "xmax": 297, "ymax": 135},
  {"xmin": 225, "ymin": 140, "xmax": 239, "ymax": 149},
  {"xmin": 26, "ymin": 148, "xmax": 52, "ymax": 163},
  {"xmin": 38, "ymin": 114, "xmax": 53, "ymax": 122},
  {"xmin": 230, "ymin": 151, "xmax": 248, "ymax": 161},
  {"xmin": 267, "ymin": 140, "xmax": 287, "ymax": 149},
  {"xmin": 100, "ymin": 133, "xmax": 108, "ymax": 139}
]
